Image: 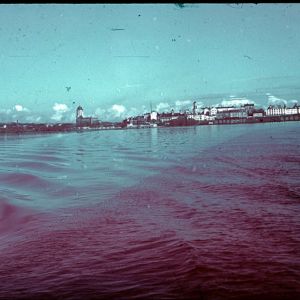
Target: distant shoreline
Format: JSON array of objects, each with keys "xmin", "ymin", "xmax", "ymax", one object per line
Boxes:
[{"xmin": 0, "ymin": 114, "xmax": 299, "ymax": 135}]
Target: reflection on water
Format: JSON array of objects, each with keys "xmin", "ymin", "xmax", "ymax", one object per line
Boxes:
[{"xmin": 0, "ymin": 122, "xmax": 299, "ymax": 299}]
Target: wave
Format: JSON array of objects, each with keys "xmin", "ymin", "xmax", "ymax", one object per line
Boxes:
[{"xmin": 0, "ymin": 198, "xmax": 36, "ymax": 239}]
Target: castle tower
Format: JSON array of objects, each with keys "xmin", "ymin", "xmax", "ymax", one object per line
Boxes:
[
  {"xmin": 193, "ymin": 101, "xmax": 197, "ymax": 115},
  {"xmin": 76, "ymin": 105, "xmax": 83, "ymax": 126},
  {"xmin": 76, "ymin": 105, "xmax": 83, "ymax": 119}
]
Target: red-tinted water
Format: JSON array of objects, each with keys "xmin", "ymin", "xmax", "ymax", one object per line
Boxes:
[{"xmin": 0, "ymin": 123, "xmax": 299, "ymax": 299}]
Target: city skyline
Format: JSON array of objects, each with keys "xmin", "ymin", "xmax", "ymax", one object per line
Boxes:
[{"xmin": 1, "ymin": 3, "xmax": 300, "ymax": 122}]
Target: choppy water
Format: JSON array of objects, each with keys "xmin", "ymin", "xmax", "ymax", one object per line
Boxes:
[{"xmin": 0, "ymin": 122, "xmax": 299, "ymax": 300}]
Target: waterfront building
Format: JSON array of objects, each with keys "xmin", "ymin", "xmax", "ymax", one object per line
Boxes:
[
  {"xmin": 242, "ymin": 103, "xmax": 255, "ymax": 115},
  {"xmin": 150, "ymin": 111, "xmax": 158, "ymax": 121},
  {"xmin": 210, "ymin": 107, "xmax": 218, "ymax": 116},
  {"xmin": 143, "ymin": 113, "xmax": 151, "ymax": 122},
  {"xmin": 125, "ymin": 115, "xmax": 147, "ymax": 127},
  {"xmin": 216, "ymin": 106, "xmax": 242, "ymax": 113},
  {"xmin": 216, "ymin": 108, "xmax": 247, "ymax": 119},
  {"xmin": 203, "ymin": 107, "xmax": 210, "ymax": 115},
  {"xmin": 121, "ymin": 99, "xmax": 299, "ymax": 129},
  {"xmin": 187, "ymin": 113, "xmax": 201, "ymax": 121},
  {"xmin": 266, "ymin": 104, "xmax": 300, "ymax": 116},
  {"xmin": 158, "ymin": 112, "xmax": 184, "ymax": 123},
  {"xmin": 76, "ymin": 105, "xmax": 99, "ymax": 127},
  {"xmin": 252, "ymin": 109, "xmax": 265, "ymax": 117},
  {"xmin": 200, "ymin": 111, "xmax": 215, "ymax": 121},
  {"xmin": 214, "ymin": 106, "xmax": 236, "ymax": 112}
]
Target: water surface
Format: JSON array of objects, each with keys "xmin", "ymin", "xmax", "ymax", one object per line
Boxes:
[{"xmin": 0, "ymin": 122, "xmax": 299, "ymax": 299}]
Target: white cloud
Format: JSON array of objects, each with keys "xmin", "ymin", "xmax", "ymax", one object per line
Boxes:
[
  {"xmin": 266, "ymin": 94, "xmax": 299, "ymax": 107},
  {"xmin": 266, "ymin": 93, "xmax": 287, "ymax": 106},
  {"xmin": 94, "ymin": 107, "xmax": 106, "ymax": 118},
  {"xmin": 0, "ymin": 108, "xmax": 11, "ymax": 115},
  {"xmin": 51, "ymin": 114, "xmax": 63, "ymax": 122},
  {"xmin": 112, "ymin": 104, "xmax": 125, "ymax": 114},
  {"xmin": 0, "ymin": 106, "xmax": 50, "ymax": 123},
  {"xmin": 53, "ymin": 103, "xmax": 69, "ymax": 113},
  {"xmin": 51, "ymin": 103, "xmax": 70, "ymax": 122},
  {"xmin": 155, "ymin": 102, "xmax": 170, "ymax": 112},
  {"xmin": 153, "ymin": 100, "xmax": 203, "ymax": 113},
  {"xmin": 14, "ymin": 105, "xmax": 23, "ymax": 112},
  {"xmin": 175, "ymin": 100, "xmax": 191, "ymax": 107},
  {"xmin": 106, "ymin": 104, "xmax": 127, "ymax": 119},
  {"xmin": 25, "ymin": 115, "xmax": 42, "ymax": 123},
  {"xmin": 288, "ymin": 99, "xmax": 298, "ymax": 106},
  {"xmin": 175, "ymin": 100, "xmax": 192, "ymax": 111},
  {"xmin": 127, "ymin": 107, "xmax": 139, "ymax": 117},
  {"xmin": 94, "ymin": 105, "xmax": 132, "ymax": 121},
  {"xmin": 195, "ymin": 101, "xmax": 204, "ymax": 108},
  {"xmin": 14, "ymin": 104, "xmax": 29, "ymax": 112},
  {"xmin": 217, "ymin": 97, "xmax": 255, "ymax": 107}
]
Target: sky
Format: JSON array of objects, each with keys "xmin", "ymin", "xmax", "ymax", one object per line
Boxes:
[{"xmin": 1, "ymin": 3, "xmax": 300, "ymax": 122}]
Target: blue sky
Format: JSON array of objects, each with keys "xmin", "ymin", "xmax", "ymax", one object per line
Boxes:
[{"xmin": 1, "ymin": 3, "xmax": 300, "ymax": 122}]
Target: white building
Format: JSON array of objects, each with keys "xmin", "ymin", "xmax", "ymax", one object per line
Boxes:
[
  {"xmin": 215, "ymin": 106, "xmax": 236, "ymax": 112},
  {"xmin": 253, "ymin": 112, "xmax": 264, "ymax": 117},
  {"xmin": 187, "ymin": 113, "xmax": 201, "ymax": 121},
  {"xmin": 150, "ymin": 111, "xmax": 158, "ymax": 121},
  {"xmin": 210, "ymin": 107, "xmax": 218, "ymax": 116},
  {"xmin": 159, "ymin": 112, "xmax": 183, "ymax": 123},
  {"xmin": 266, "ymin": 105, "xmax": 300, "ymax": 116},
  {"xmin": 200, "ymin": 113, "xmax": 215, "ymax": 121}
]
